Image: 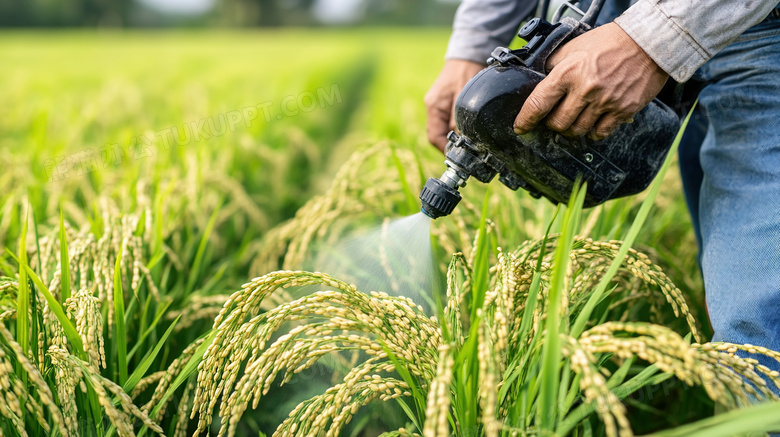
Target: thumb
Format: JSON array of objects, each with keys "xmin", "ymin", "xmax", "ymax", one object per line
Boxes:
[
  {"xmin": 545, "ymin": 47, "xmax": 566, "ymax": 72},
  {"xmin": 513, "ymin": 72, "xmax": 566, "ymax": 134}
]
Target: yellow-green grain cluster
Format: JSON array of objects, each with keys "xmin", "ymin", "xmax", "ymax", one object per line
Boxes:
[{"xmin": 191, "ymin": 231, "xmax": 780, "ymax": 436}]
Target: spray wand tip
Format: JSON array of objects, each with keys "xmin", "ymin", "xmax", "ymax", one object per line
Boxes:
[{"xmin": 419, "ymin": 177, "xmax": 461, "ymax": 219}]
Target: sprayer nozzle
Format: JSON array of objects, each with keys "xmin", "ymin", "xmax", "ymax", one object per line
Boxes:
[{"xmin": 419, "ymin": 177, "xmax": 462, "ymax": 219}]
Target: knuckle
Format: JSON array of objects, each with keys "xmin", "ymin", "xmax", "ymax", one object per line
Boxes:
[
  {"xmin": 582, "ymin": 77, "xmax": 602, "ymax": 93},
  {"xmin": 588, "ymin": 129, "xmax": 605, "ymax": 140},
  {"xmin": 622, "ymin": 98, "xmax": 644, "ymax": 114},
  {"xmin": 598, "ymin": 100, "xmax": 620, "ymax": 113},
  {"xmin": 423, "ymin": 92, "xmax": 436, "ymax": 108},
  {"xmin": 545, "ymin": 115, "xmax": 569, "ymax": 132},
  {"xmin": 523, "ymin": 94, "xmax": 548, "ymax": 120},
  {"xmin": 596, "ymin": 124, "xmax": 617, "ymax": 139},
  {"xmin": 570, "ymin": 123, "xmax": 591, "ymax": 136},
  {"xmin": 423, "ymin": 89, "xmax": 446, "ymax": 108}
]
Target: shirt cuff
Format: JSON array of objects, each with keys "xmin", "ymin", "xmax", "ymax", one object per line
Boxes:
[{"xmin": 614, "ymin": 0, "xmax": 709, "ymax": 82}]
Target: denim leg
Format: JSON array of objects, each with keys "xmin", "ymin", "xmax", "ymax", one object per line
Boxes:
[
  {"xmin": 573, "ymin": 0, "xmax": 634, "ymax": 25},
  {"xmin": 696, "ymin": 17, "xmax": 780, "ymax": 377},
  {"xmin": 677, "ymin": 105, "xmax": 707, "ymax": 256}
]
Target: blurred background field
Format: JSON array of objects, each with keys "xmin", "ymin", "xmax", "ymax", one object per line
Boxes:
[
  {"xmin": 0, "ymin": 1, "xmax": 725, "ymax": 434},
  {"xmin": 0, "ymin": 24, "xmax": 703, "ymax": 304},
  {"xmin": 0, "ymin": 26, "xmax": 703, "ymax": 308}
]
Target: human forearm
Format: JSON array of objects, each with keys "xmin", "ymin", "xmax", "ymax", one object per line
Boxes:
[{"xmin": 445, "ymin": 0, "xmax": 537, "ymax": 64}]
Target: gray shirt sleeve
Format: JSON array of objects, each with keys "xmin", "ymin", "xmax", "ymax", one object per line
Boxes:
[
  {"xmin": 445, "ymin": 0, "xmax": 538, "ymax": 64},
  {"xmin": 615, "ymin": 0, "xmax": 780, "ymax": 82},
  {"xmin": 447, "ymin": 0, "xmax": 779, "ymax": 81}
]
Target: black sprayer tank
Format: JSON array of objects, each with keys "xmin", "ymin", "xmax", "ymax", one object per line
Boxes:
[
  {"xmin": 419, "ymin": 12, "xmax": 683, "ymax": 219},
  {"xmin": 453, "ymin": 52, "xmax": 680, "ymax": 207}
]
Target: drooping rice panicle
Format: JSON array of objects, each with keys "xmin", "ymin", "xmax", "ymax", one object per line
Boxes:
[
  {"xmin": 570, "ymin": 238, "xmax": 702, "ymax": 342},
  {"xmin": 65, "ymin": 288, "xmax": 106, "ymax": 370},
  {"xmin": 0, "ymin": 345, "xmax": 32, "ymax": 436},
  {"xmin": 700, "ymin": 343, "xmax": 780, "ymax": 391},
  {"xmin": 165, "ymin": 295, "xmax": 230, "ymax": 331},
  {"xmin": 443, "ymin": 253, "xmax": 467, "ymax": 345},
  {"xmin": 132, "ymin": 371, "xmax": 167, "ymax": 399},
  {"xmin": 562, "ymin": 336, "xmax": 632, "ymax": 437},
  {"xmin": 0, "ymin": 324, "xmax": 69, "ymax": 436},
  {"xmin": 191, "ymin": 270, "xmax": 440, "ymax": 436},
  {"xmin": 48, "ymin": 346, "xmax": 165, "ymax": 436},
  {"xmin": 189, "ymin": 229, "xmax": 780, "ymax": 437},
  {"xmin": 579, "ymin": 322, "xmax": 780, "ymax": 407},
  {"xmin": 423, "ymin": 344, "xmax": 454, "ymax": 437},
  {"xmin": 173, "ymin": 378, "xmax": 196, "ymax": 437},
  {"xmin": 51, "ymin": 342, "xmax": 80, "ymax": 434},
  {"xmin": 378, "ymin": 428, "xmax": 421, "ymax": 437},
  {"xmin": 3, "ymin": 129, "xmax": 777, "ymax": 437}
]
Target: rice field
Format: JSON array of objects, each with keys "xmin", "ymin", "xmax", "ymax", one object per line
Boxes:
[{"xmin": 1, "ymin": 29, "xmax": 779, "ymax": 436}]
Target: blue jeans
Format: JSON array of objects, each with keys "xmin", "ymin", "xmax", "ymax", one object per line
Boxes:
[
  {"xmin": 586, "ymin": 0, "xmax": 780, "ymax": 379},
  {"xmin": 677, "ymin": 11, "xmax": 780, "ymax": 379}
]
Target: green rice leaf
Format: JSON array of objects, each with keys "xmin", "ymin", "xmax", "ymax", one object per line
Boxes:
[
  {"xmin": 385, "ymin": 344, "xmax": 426, "ymax": 428},
  {"xmin": 59, "ymin": 209, "xmax": 71, "ymax": 303},
  {"xmin": 389, "ymin": 142, "xmax": 418, "ymax": 215},
  {"xmin": 123, "ymin": 315, "xmax": 180, "ymax": 393},
  {"xmin": 16, "ymin": 205, "xmax": 29, "ymax": 399},
  {"xmin": 25, "ymin": 265, "xmax": 84, "ymax": 357},
  {"xmin": 127, "ymin": 299, "xmax": 172, "ymax": 361},
  {"xmin": 516, "ymin": 206, "xmax": 560, "ymax": 352},
  {"xmin": 185, "ymin": 202, "xmax": 221, "ymax": 295},
  {"xmin": 537, "ymin": 180, "xmax": 586, "ymax": 430},
  {"xmin": 469, "ymin": 189, "xmax": 491, "ymax": 321},
  {"xmin": 642, "ymin": 401, "xmax": 780, "ymax": 437},
  {"xmin": 557, "ymin": 364, "xmax": 664, "ymax": 435},
  {"xmin": 114, "ymin": 247, "xmax": 128, "ymax": 385},
  {"xmin": 138, "ymin": 330, "xmax": 216, "ymax": 437}
]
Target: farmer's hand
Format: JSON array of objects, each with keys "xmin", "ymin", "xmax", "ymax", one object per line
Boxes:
[
  {"xmin": 425, "ymin": 59, "xmax": 484, "ymax": 152},
  {"xmin": 513, "ymin": 22, "xmax": 669, "ymax": 140}
]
